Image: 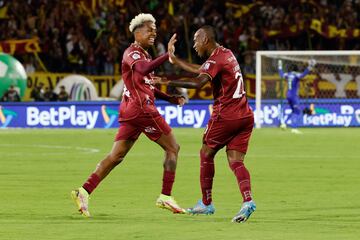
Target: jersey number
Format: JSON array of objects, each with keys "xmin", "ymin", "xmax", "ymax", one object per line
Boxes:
[
  {"xmin": 287, "ymin": 76, "xmax": 294, "ymax": 90},
  {"xmin": 233, "ymin": 71, "xmax": 245, "ymax": 98}
]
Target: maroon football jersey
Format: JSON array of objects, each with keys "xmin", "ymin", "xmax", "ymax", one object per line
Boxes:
[
  {"xmin": 200, "ymin": 46, "xmax": 253, "ymax": 120},
  {"xmin": 119, "ymin": 44, "xmax": 158, "ymax": 121}
]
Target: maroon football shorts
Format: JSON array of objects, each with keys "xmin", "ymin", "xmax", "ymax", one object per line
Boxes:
[
  {"xmin": 203, "ymin": 115, "xmax": 254, "ymax": 153},
  {"xmin": 115, "ymin": 114, "xmax": 171, "ymax": 142}
]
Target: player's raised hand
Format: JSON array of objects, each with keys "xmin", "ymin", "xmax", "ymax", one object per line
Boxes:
[
  {"xmin": 308, "ymin": 59, "xmax": 316, "ymax": 69},
  {"xmin": 169, "ymin": 52, "xmax": 178, "ymax": 64},
  {"xmin": 168, "ymin": 34, "xmax": 177, "ymax": 64},
  {"xmin": 278, "ymin": 59, "xmax": 283, "ymax": 70},
  {"xmin": 167, "ymin": 34, "xmax": 177, "ymax": 55}
]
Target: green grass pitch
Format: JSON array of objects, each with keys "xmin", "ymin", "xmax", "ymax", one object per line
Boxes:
[{"xmin": 0, "ymin": 128, "xmax": 359, "ymax": 240}]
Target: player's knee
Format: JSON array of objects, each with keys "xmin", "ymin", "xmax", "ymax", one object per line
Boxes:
[
  {"xmin": 228, "ymin": 156, "xmax": 244, "ymax": 163},
  {"xmin": 200, "ymin": 146, "xmax": 216, "ymax": 159},
  {"xmin": 227, "ymin": 151, "xmax": 245, "ymax": 163},
  {"xmin": 166, "ymin": 143, "xmax": 180, "ymax": 156},
  {"xmin": 200, "ymin": 149, "xmax": 211, "ymax": 159}
]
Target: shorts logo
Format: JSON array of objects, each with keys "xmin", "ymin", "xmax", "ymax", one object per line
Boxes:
[
  {"xmin": 0, "ymin": 106, "xmax": 17, "ymax": 128},
  {"xmin": 145, "ymin": 126, "xmax": 157, "ymax": 133},
  {"xmin": 101, "ymin": 105, "xmax": 118, "ymax": 128}
]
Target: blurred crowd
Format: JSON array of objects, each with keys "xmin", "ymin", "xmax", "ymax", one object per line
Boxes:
[
  {"xmin": 30, "ymin": 83, "xmax": 69, "ymax": 102},
  {"xmin": 0, "ymin": 85, "xmax": 21, "ymax": 102},
  {"xmin": 0, "ymin": 83, "xmax": 69, "ymax": 102},
  {"xmin": 1, "ymin": 0, "xmax": 360, "ymax": 76}
]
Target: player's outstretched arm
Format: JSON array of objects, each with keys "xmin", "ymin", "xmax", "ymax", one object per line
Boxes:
[
  {"xmin": 154, "ymin": 88, "xmax": 186, "ymax": 106},
  {"xmin": 298, "ymin": 59, "xmax": 316, "ymax": 79},
  {"xmin": 133, "ymin": 54, "xmax": 169, "ymax": 75},
  {"xmin": 170, "ymin": 57, "xmax": 202, "ymax": 74},
  {"xmin": 166, "ymin": 74, "xmax": 210, "ymax": 89},
  {"xmin": 308, "ymin": 59, "xmax": 316, "ymax": 70}
]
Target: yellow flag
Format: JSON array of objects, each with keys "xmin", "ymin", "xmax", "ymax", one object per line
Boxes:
[
  {"xmin": 0, "ymin": 5, "xmax": 8, "ymax": 19},
  {"xmin": 168, "ymin": 1, "xmax": 174, "ymax": 16}
]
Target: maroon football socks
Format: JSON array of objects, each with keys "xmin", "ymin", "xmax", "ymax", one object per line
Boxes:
[
  {"xmin": 82, "ymin": 173, "xmax": 101, "ymax": 194},
  {"xmin": 161, "ymin": 170, "xmax": 175, "ymax": 196},
  {"xmin": 200, "ymin": 150, "xmax": 215, "ymax": 205},
  {"xmin": 229, "ymin": 161, "xmax": 252, "ymax": 202}
]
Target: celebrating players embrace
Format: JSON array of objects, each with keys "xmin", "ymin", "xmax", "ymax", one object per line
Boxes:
[{"xmin": 72, "ymin": 13, "xmax": 256, "ymax": 223}]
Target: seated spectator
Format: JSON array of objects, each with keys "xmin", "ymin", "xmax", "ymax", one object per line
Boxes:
[
  {"xmin": 30, "ymin": 83, "xmax": 45, "ymax": 101},
  {"xmin": 58, "ymin": 86, "xmax": 69, "ymax": 102},
  {"xmin": 1, "ymin": 85, "xmax": 21, "ymax": 102},
  {"xmin": 43, "ymin": 87, "xmax": 58, "ymax": 101}
]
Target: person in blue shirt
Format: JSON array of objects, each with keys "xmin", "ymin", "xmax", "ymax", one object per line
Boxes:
[{"xmin": 278, "ymin": 59, "xmax": 316, "ymax": 134}]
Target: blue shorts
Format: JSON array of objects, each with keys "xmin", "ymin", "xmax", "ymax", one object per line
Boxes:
[{"xmin": 287, "ymin": 96, "xmax": 299, "ymax": 110}]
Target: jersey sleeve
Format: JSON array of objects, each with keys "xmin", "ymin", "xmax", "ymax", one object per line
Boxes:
[
  {"xmin": 199, "ymin": 55, "xmax": 223, "ymax": 80},
  {"xmin": 297, "ymin": 67, "xmax": 310, "ymax": 79},
  {"xmin": 279, "ymin": 68, "xmax": 285, "ymax": 78},
  {"xmin": 123, "ymin": 50, "xmax": 147, "ymax": 68},
  {"xmin": 133, "ymin": 53, "xmax": 169, "ymax": 75}
]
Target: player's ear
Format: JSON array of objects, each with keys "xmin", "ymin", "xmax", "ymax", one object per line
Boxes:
[{"xmin": 202, "ymin": 36, "xmax": 208, "ymax": 46}]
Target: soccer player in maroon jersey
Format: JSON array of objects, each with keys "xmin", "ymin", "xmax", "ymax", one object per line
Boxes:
[
  {"xmin": 71, "ymin": 13, "xmax": 186, "ymax": 217},
  {"xmin": 165, "ymin": 25, "xmax": 256, "ymax": 222}
]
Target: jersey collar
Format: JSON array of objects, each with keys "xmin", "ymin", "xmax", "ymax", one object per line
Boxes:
[{"xmin": 210, "ymin": 45, "xmax": 221, "ymax": 57}]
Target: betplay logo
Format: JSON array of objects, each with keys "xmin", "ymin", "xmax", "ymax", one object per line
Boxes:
[
  {"xmin": 157, "ymin": 105, "xmax": 207, "ymax": 128},
  {"xmin": 0, "ymin": 106, "xmax": 17, "ymax": 128},
  {"xmin": 101, "ymin": 105, "xmax": 118, "ymax": 128},
  {"xmin": 303, "ymin": 105, "xmax": 356, "ymax": 127},
  {"xmin": 27, "ymin": 106, "xmax": 98, "ymax": 129}
]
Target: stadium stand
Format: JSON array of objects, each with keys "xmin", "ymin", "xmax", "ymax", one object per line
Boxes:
[{"xmin": 0, "ymin": 0, "xmax": 359, "ymax": 76}]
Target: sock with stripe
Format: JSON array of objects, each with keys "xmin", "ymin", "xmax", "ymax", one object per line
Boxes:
[
  {"xmin": 229, "ymin": 161, "xmax": 252, "ymax": 202},
  {"xmin": 200, "ymin": 150, "xmax": 215, "ymax": 205}
]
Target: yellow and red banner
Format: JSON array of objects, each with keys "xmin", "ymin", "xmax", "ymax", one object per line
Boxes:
[
  {"xmin": 310, "ymin": 19, "xmax": 360, "ymax": 39},
  {"xmin": 225, "ymin": 1, "xmax": 261, "ymax": 18},
  {"xmin": 225, "ymin": 1, "xmax": 360, "ymax": 40},
  {"xmin": 0, "ymin": 38, "xmax": 41, "ymax": 55}
]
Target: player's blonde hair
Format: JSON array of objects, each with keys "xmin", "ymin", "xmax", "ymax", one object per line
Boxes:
[{"xmin": 129, "ymin": 13, "xmax": 156, "ymax": 33}]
